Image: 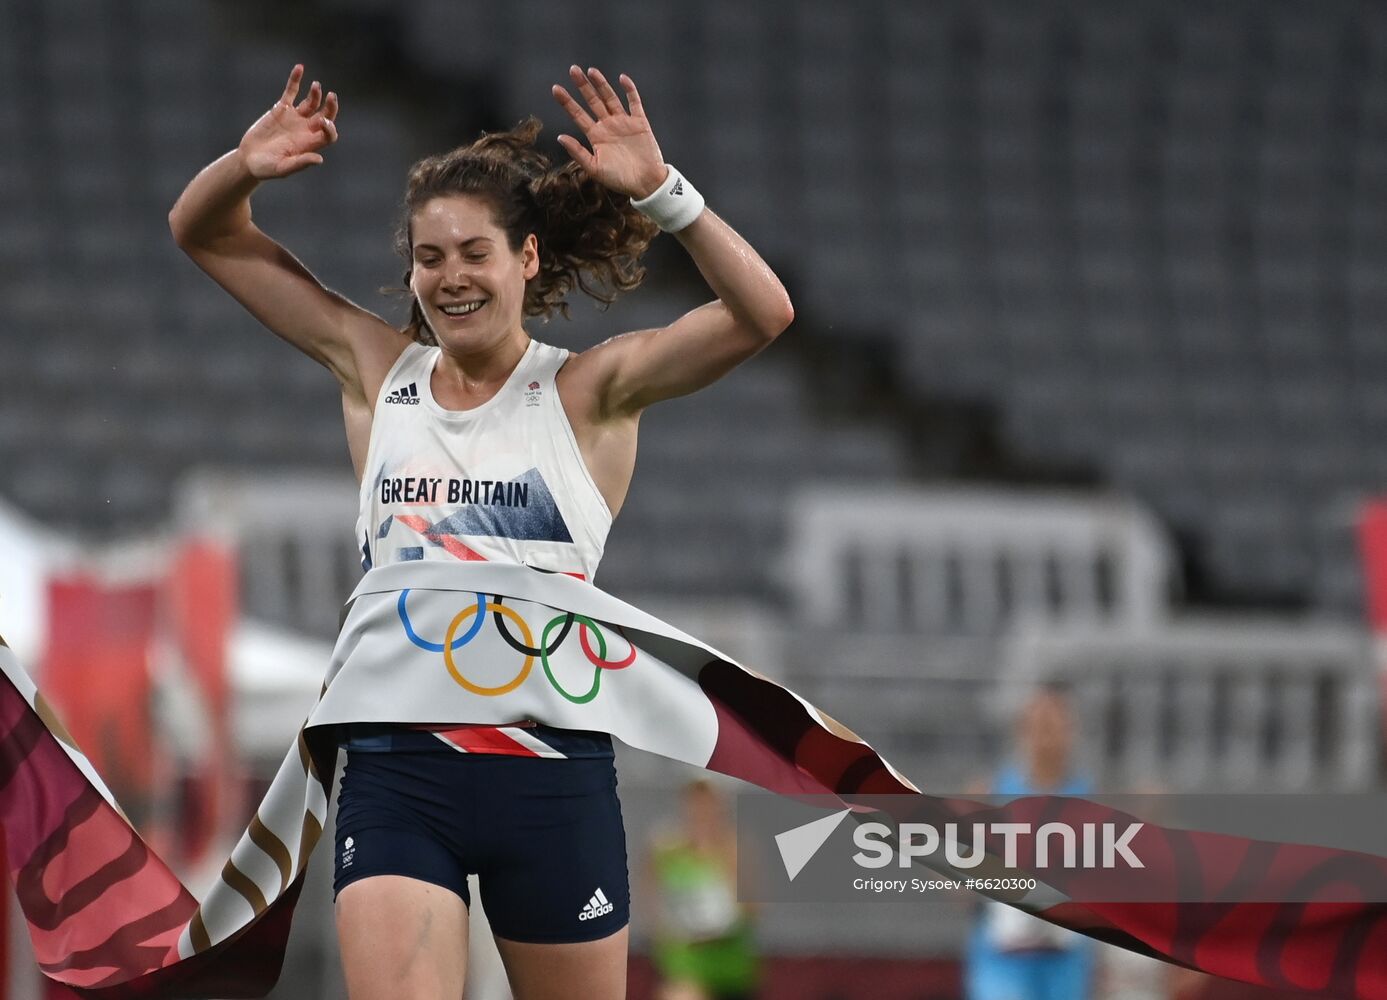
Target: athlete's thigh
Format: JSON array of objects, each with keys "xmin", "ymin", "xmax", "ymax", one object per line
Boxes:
[
  {"xmin": 474, "ymin": 754, "xmax": 629, "ymax": 997},
  {"xmin": 494, "ymin": 925, "xmax": 629, "ymax": 1000},
  {"xmin": 336, "ymin": 874, "xmax": 469, "ymax": 1000}
]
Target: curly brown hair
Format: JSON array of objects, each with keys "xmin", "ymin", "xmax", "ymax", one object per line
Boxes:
[{"xmin": 396, "ymin": 117, "xmax": 659, "ymax": 344}]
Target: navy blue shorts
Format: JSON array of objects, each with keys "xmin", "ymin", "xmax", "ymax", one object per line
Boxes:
[{"xmin": 333, "ymin": 749, "xmax": 629, "ymax": 943}]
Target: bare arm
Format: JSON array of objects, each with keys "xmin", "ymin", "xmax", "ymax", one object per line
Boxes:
[
  {"xmin": 168, "ymin": 66, "xmax": 406, "ymax": 405},
  {"xmin": 552, "ymin": 68, "xmax": 794, "ymax": 418}
]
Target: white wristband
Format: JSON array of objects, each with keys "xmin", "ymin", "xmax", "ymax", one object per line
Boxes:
[{"xmin": 630, "ymin": 164, "xmax": 705, "ymax": 233}]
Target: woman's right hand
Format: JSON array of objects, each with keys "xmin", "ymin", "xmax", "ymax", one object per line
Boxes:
[{"xmin": 237, "ymin": 64, "xmax": 339, "ymax": 180}]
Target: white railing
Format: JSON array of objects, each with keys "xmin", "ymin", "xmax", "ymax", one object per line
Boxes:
[
  {"xmin": 783, "ymin": 485, "xmax": 1380, "ymax": 792},
  {"xmin": 1003, "ymin": 618, "xmax": 1378, "ymax": 791},
  {"xmin": 786, "ymin": 486, "xmax": 1175, "ymax": 633}
]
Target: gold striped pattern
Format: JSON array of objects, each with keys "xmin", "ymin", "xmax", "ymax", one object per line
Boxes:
[
  {"xmin": 296, "ymin": 731, "xmax": 309, "ymax": 774},
  {"xmin": 189, "ymin": 909, "xmax": 211, "ymax": 954},
  {"xmin": 297, "ymin": 730, "xmax": 323, "ymax": 781},
  {"xmin": 219, "ymin": 859, "xmax": 269, "ymax": 917},
  {"xmin": 34, "ymin": 692, "xmax": 81, "ymax": 752},
  {"xmin": 248, "ymin": 815, "xmax": 293, "ymax": 893}
]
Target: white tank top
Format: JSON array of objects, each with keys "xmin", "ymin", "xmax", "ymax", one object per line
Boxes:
[{"xmin": 355, "ymin": 339, "xmax": 611, "ymax": 581}]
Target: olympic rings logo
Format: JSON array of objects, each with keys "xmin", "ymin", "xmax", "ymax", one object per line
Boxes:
[{"xmin": 396, "ymin": 589, "xmax": 637, "ymax": 704}]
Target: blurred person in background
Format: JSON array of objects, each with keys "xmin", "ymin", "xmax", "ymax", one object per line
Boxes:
[
  {"xmin": 168, "ymin": 61, "xmax": 792, "ymax": 1000},
  {"xmin": 965, "ymin": 684, "xmax": 1095, "ymax": 1000},
  {"xmin": 646, "ymin": 779, "xmax": 760, "ymax": 1000}
]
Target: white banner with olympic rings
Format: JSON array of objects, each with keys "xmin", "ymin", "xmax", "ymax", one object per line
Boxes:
[{"xmin": 308, "ymin": 561, "xmax": 723, "ymax": 768}]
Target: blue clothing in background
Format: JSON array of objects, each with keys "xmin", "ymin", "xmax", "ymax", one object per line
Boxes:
[{"xmin": 965, "ymin": 764, "xmax": 1096, "ymax": 1000}]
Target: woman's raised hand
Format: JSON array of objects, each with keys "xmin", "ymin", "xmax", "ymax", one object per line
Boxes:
[
  {"xmin": 238, "ymin": 65, "xmax": 340, "ymax": 180},
  {"xmin": 552, "ymin": 67, "xmax": 668, "ymax": 199}
]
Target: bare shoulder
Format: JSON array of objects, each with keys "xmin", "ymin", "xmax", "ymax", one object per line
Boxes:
[
  {"xmin": 556, "ymin": 328, "xmax": 660, "ymax": 419},
  {"xmin": 567, "ymin": 328, "xmax": 658, "ymax": 377},
  {"xmin": 341, "ymin": 314, "xmax": 416, "ymax": 408}
]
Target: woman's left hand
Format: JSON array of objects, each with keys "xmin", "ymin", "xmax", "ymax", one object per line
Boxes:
[{"xmin": 552, "ymin": 67, "xmax": 668, "ymax": 199}]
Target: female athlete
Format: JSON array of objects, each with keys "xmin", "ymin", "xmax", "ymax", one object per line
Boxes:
[{"xmin": 169, "ymin": 64, "xmax": 792, "ymax": 1000}]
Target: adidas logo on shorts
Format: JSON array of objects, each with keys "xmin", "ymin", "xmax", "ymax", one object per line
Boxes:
[
  {"xmin": 578, "ymin": 887, "xmax": 613, "ymax": 921},
  {"xmin": 385, "ymin": 382, "xmax": 420, "ymax": 405}
]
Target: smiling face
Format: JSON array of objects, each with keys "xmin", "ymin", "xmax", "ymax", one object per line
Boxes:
[{"xmin": 408, "ymin": 194, "xmax": 539, "ymax": 355}]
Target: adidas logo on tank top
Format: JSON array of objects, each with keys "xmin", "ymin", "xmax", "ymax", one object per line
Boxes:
[
  {"xmin": 579, "ymin": 887, "xmax": 613, "ymax": 921},
  {"xmin": 384, "ymin": 382, "xmax": 420, "ymax": 405}
]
